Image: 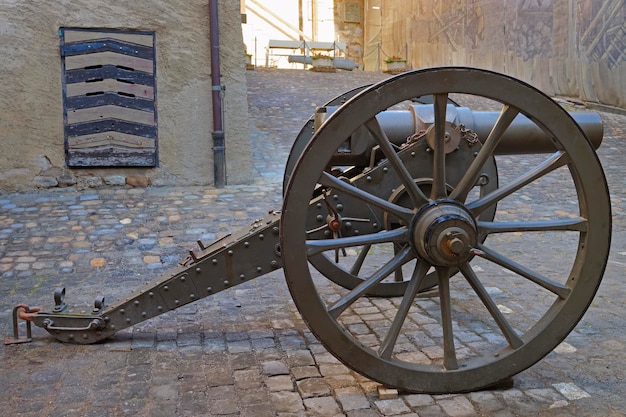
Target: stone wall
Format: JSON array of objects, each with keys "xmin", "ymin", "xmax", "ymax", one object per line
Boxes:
[
  {"xmin": 0, "ymin": 0, "xmax": 252, "ymax": 192},
  {"xmin": 387, "ymin": 0, "xmax": 625, "ymax": 108},
  {"xmin": 334, "ymin": 0, "xmax": 365, "ymax": 66},
  {"xmin": 334, "ymin": 0, "xmax": 625, "ymax": 109}
]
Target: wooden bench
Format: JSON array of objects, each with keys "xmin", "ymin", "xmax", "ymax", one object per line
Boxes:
[{"xmin": 266, "ymin": 40, "xmax": 347, "ymax": 68}]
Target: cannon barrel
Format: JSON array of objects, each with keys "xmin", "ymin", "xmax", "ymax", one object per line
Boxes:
[{"xmin": 321, "ymin": 105, "xmax": 603, "ymax": 164}]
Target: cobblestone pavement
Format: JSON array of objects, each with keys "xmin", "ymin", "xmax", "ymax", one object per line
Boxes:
[{"xmin": 1, "ymin": 69, "xmax": 625, "ymax": 416}]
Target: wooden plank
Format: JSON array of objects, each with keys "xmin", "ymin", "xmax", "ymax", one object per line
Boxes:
[
  {"xmin": 65, "ymin": 52, "xmax": 154, "ymax": 73},
  {"xmin": 64, "ymin": 30, "xmax": 154, "ymax": 47},
  {"xmin": 66, "ymin": 79, "xmax": 154, "ymax": 99},
  {"xmin": 68, "ymin": 132, "xmax": 156, "ymax": 149},
  {"xmin": 65, "ymin": 65, "xmax": 155, "ymax": 85},
  {"xmin": 63, "ymin": 39, "xmax": 154, "ymax": 60},
  {"xmin": 65, "ymin": 93, "xmax": 154, "ymax": 112},
  {"xmin": 67, "ymin": 105, "xmax": 155, "ymax": 125},
  {"xmin": 67, "ymin": 119, "xmax": 157, "ymax": 138}
]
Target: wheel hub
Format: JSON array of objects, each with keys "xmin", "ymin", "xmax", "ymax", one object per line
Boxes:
[{"xmin": 412, "ymin": 201, "xmax": 477, "ymax": 266}]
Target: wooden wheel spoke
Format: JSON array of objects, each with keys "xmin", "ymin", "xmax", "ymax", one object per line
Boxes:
[
  {"xmin": 467, "ymin": 151, "xmax": 570, "ymax": 216},
  {"xmin": 450, "ymin": 105, "xmax": 520, "ymax": 202},
  {"xmin": 472, "ymin": 243, "xmax": 572, "ymax": 299},
  {"xmin": 349, "ymin": 244, "xmax": 371, "ymax": 275},
  {"xmin": 319, "ymin": 171, "xmax": 414, "ymax": 223},
  {"xmin": 365, "ymin": 117, "xmax": 429, "ymax": 207},
  {"xmin": 379, "ymin": 261, "xmax": 430, "ymax": 359},
  {"xmin": 477, "ymin": 218, "xmax": 588, "ymax": 235},
  {"xmin": 431, "ymin": 93, "xmax": 448, "ymax": 199},
  {"xmin": 328, "ymin": 246, "xmax": 414, "ymax": 319},
  {"xmin": 437, "ymin": 266, "xmax": 458, "ymax": 370},
  {"xmin": 459, "ymin": 264, "xmax": 524, "ymax": 349},
  {"xmin": 306, "ymin": 228, "xmax": 409, "ymax": 256}
]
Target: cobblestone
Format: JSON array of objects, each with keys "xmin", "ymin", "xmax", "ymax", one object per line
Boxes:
[{"xmin": 1, "ymin": 68, "xmax": 625, "ymax": 416}]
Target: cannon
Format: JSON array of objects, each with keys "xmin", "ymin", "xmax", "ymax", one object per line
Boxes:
[{"xmin": 7, "ymin": 67, "xmax": 611, "ymax": 394}]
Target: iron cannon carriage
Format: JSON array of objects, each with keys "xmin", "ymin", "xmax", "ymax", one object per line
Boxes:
[{"xmin": 8, "ymin": 67, "xmax": 611, "ymax": 394}]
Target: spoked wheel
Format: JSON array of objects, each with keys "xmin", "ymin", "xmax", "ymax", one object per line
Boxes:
[
  {"xmin": 280, "ymin": 67, "xmax": 611, "ymax": 393},
  {"xmin": 284, "ymin": 87, "xmax": 479, "ymax": 297}
]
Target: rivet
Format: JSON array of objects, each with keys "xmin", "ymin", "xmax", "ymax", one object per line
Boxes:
[
  {"xmin": 333, "ymin": 194, "xmax": 339, "ymax": 201},
  {"xmin": 324, "ymin": 230, "xmax": 331, "ymax": 237},
  {"xmin": 104, "ymin": 316, "xmax": 110, "ymax": 322},
  {"xmin": 157, "ymin": 306, "xmax": 163, "ymax": 311},
  {"xmin": 180, "ymin": 276, "xmax": 186, "ymax": 282},
  {"xmin": 190, "ymin": 294, "xmax": 196, "ymax": 299},
  {"xmin": 83, "ymin": 334, "xmax": 88, "ymax": 339},
  {"xmin": 259, "ymin": 234, "xmax": 264, "ymax": 240},
  {"xmin": 120, "ymin": 309, "xmax": 125, "ymax": 315},
  {"xmin": 336, "ymin": 204, "xmax": 343, "ymax": 211},
  {"xmin": 224, "ymin": 280, "xmax": 230, "ymax": 286},
  {"xmin": 196, "ymin": 267, "xmax": 202, "ymax": 273},
  {"xmin": 126, "ymin": 318, "xmax": 131, "ymax": 323},
  {"xmin": 174, "ymin": 299, "xmax": 180, "ymax": 305},
  {"xmin": 244, "ymin": 241, "xmax": 250, "ymax": 248},
  {"xmin": 272, "ymin": 227, "xmax": 279, "ymax": 235},
  {"xmin": 212, "ymin": 258, "xmax": 218, "ymax": 265},
  {"xmin": 366, "ymin": 176, "xmax": 372, "ymax": 182},
  {"xmin": 142, "ymin": 312, "xmax": 147, "ymax": 317},
  {"xmin": 316, "ymin": 202, "xmax": 322, "ymax": 209},
  {"xmin": 373, "ymin": 223, "xmax": 378, "ymax": 229},
  {"xmin": 411, "ymin": 151, "xmax": 416, "ymax": 157},
  {"xmin": 383, "ymin": 167, "xmax": 388, "ymax": 173},
  {"xmin": 68, "ymin": 334, "xmax": 74, "ymax": 340},
  {"xmin": 240, "ymin": 274, "xmax": 245, "ymax": 280},
  {"xmin": 148, "ymin": 292, "xmax": 154, "ymax": 297},
  {"xmin": 426, "ymin": 147, "xmax": 433, "ymax": 153},
  {"xmin": 207, "ymin": 287, "xmax": 213, "ymax": 293},
  {"xmin": 345, "ymin": 222, "xmax": 352, "ymax": 229},
  {"xmin": 163, "ymin": 286, "xmax": 169, "ymax": 291},
  {"xmin": 354, "ymin": 229, "xmax": 360, "ymax": 235},
  {"xmin": 134, "ymin": 301, "xmax": 140, "ymax": 306},
  {"xmin": 257, "ymin": 266, "xmax": 262, "ymax": 273},
  {"xmin": 270, "ymin": 260, "xmax": 278, "ymax": 268},
  {"xmin": 110, "ymin": 325, "xmax": 116, "ymax": 330},
  {"xmin": 228, "ymin": 250, "xmax": 234, "ymax": 256},
  {"xmin": 316, "ymin": 214, "xmax": 324, "ymax": 222}
]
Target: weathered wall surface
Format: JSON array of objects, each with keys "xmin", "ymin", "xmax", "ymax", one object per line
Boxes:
[
  {"xmin": 384, "ymin": 0, "xmax": 624, "ymax": 107},
  {"xmin": 337, "ymin": 0, "xmax": 625, "ymax": 108},
  {"xmin": 0, "ymin": 0, "xmax": 252, "ymax": 192},
  {"xmin": 334, "ymin": 0, "xmax": 366, "ymax": 65}
]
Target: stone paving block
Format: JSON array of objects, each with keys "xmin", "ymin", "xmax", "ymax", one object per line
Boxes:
[
  {"xmin": 374, "ymin": 398, "xmax": 412, "ymax": 415},
  {"xmin": 292, "ymin": 365, "xmax": 321, "ymax": 380},
  {"xmin": 303, "ymin": 396, "xmax": 342, "ymax": 416},
  {"xmin": 296, "ymin": 377, "xmax": 331, "ymax": 398},
  {"xmin": 234, "ymin": 368, "xmax": 263, "ymax": 390},
  {"xmin": 270, "ymin": 391, "xmax": 305, "ymax": 413},
  {"xmin": 437, "ymin": 395, "xmax": 477, "ymax": 417},
  {"xmin": 266, "ymin": 375, "xmax": 295, "ymax": 392},
  {"xmin": 335, "ymin": 387, "xmax": 371, "ymax": 411},
  {"xmin": 263, "ymin": 360, "xmax": 290, "ymax": 376},
  {"xmin": 467, "ymin": 391, "xmax": 504, "ymax": 412}
]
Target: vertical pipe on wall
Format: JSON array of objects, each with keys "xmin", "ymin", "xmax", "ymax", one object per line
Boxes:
[{"xmin": 209, "ymin": 0, "xmax": 226, "ymax": 187}]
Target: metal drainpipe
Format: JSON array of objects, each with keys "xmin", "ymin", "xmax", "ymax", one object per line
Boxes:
[{"xmin": 209, "ymin": 0, "xmax": 226, "ymax": 187}]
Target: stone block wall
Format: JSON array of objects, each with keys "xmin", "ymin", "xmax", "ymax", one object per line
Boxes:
[{"xmin": 0, "ymin": 0, "xmax": 252, "ymax": 191}]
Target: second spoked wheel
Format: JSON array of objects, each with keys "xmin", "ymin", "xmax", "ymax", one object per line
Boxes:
[{"xmin": 280, "ymin": 67, "xmax": 611, "ymax": 393}]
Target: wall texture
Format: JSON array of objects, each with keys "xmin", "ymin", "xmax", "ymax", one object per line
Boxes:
[
  {"xmin": 383, "ymin": 0, "xmax": 625, "ymax": 107},
  {"xmin": 336, "ymin": 0, "xmax": 625, "ymax": 109},
  {"xmin": 0, "ymin": 0, "xmax": 252, "ymax": 191}
]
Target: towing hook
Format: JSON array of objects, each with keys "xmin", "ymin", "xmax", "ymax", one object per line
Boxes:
[{"xmin": 4, "ymin": 304, "xmax": 41, "ymax": 345}]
